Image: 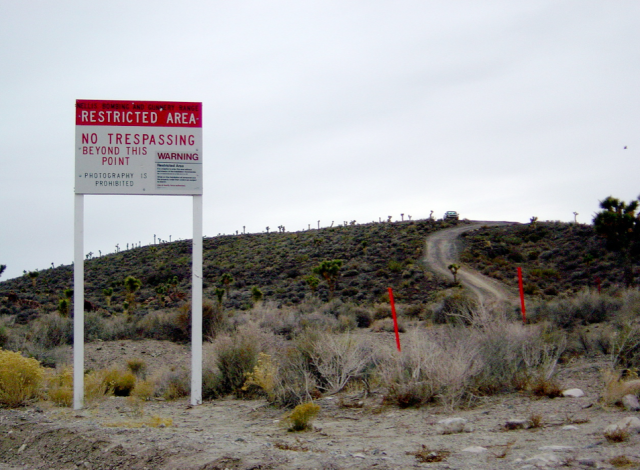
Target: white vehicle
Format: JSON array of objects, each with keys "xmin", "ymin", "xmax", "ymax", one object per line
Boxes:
[{"xmin": 444, "ymin": 211, "xmax": 459, "ymax": 221}]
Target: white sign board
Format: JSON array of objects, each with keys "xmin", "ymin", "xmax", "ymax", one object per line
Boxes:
[{"xmin": 75, "ymin": 100, "xmax": 202, "ymax": 195}]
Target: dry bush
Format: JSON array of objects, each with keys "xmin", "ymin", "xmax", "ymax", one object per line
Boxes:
[
  {"xmin": 296, "ymin": 331, "xmax": 374, "ymax": 395},
  {"xmin": 177, "ymin": 301, "xmax": 227, "ymax": 341},
  {"xmin": 429, "ymin": 290, "xmax": 477, "ymax": 325},
  {"xmin": 46, "ymin": 366, "xmax": 73, "ymax": 407},
  {"xmin": 136, "ymin": 310, "xmax": 183, "ymax": 342},
  {"xmin": 131, "ymin": 379, "xmax": 156, "ymax": 400},
  {"xmin": 529, "ymin": 376, "xmax": 563, "ymax": 398},
  {"xmin": 204, "ymin": 325, "xmax": 270, "ymax": 398},
  {"xmin": 84, "ymin": 312, "xmax": 134, "ymax": 341},
  {"xmin": 0, "ymin": 349, "xmax": 45, "ymax": 407},
  {"xmin": 471, "ymin": 318, "xmax": 565, "ymax": 394},
  {"xmin": 529, "ymin": 289, "xmax": 621, "ymax": 329},
  {"xmin": 601, "ymin": 369, "xmax": 640, "ymax": 406},
  {"xmin": 242, "ymin": 352, "xmax": 277, "ymax": 398},
  {"xmin": 370, "ymin": 317, "xmax": 406, "ymax": 333},
  {"xmin": 29, "ymin": 313, "xmax": 73, "ymax": 349},
  {"xmin": 269, "ymin": 345, "xmax": 320, "ymax": 408},
  {"xmin": 84, "ymin": 369, "xmax": 110, "ymax": 403},
  {"xmin": 378, "ymin": 329, "xmax": 480, "ymax": 409},
  {"xmin": 127, "ymin": 358, "xmax": 147, "ymax": 378},
  {"xmin": 155, "ymin": 367, "xmax": 190, "ymax": 400},
  {"xmin": 605, "ymin": 427, "xmax": 630, "ymax": 443},
  {"xmin": 103, "ymin": 369, "xmax": 137, "ymax": 396}
]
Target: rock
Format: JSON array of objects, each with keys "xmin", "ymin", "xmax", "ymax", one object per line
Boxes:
[
  {"xmin": 561, "ymin": 388, "xmax": 584, "ymax": 398},
  {"xmin": 437, "ymin": 417, "xmax": 472, "ymax": 434},
  {"xmin": 622, "ymin": 394, "xmax": 640, "ymax": 411},
  {"xmin": 461, "ymin": 446, "xmax": 487, "ymax": 453},
  {"xmin": 604, "ymin": 416, "xmax": 640, "ymax": 440},
  {"xmin": 538, "ymin": 445, "xmax": 573, "ymax": 451},
  {"xmin": 613, "ymin": 416, "xmax": 640, "ymax": 433},
  {"xmin": 525, "ymin": 452, "xmax": 561, "ymax": 466},
  {"xmin": 504, "ymin": 418, "xmax": 529, "ymax": 430},
  {"xmin": 561, "ymin": 425, "xmax": 578, "ymax": 431}
]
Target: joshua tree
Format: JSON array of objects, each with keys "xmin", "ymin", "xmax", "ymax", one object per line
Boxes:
[
  {"xmin": 312, "ymin": 260, "xmax": 343, "ymax": 299},
  {"xmin": 123, "ymin": 276, "xmax": 142, "ymax": 310},
  {"xmin": 214, "ymin": 287, "xmax": 225, "ymax": 305},
  {"xmin": 63, "ymin": 288, "xmax": 73, "ymax": 300},
  {"xmin": 573, "ymin": 212, "xmax": 579, "ymax": 224},
  {"xmin": 251, "ymin": 286, "xmax": 263, "ymax": 304},
  {"xmin": 593, "ymin": 195, "xmax": 640, "ymax": 286},
  {"xmin": 529, "ymin": 216, "xmax": 538, "ymax": 228},
  {"xmin": 220, "ymin": 273, "xmax": 234, "ymax": 298},
  {"xmin": 103, "ymin": 287, "xmax": 114, "ymax": 307},
  {"xmin": 155, "ymin": 285, "xmax": 167, "ymax": 307},
  {"xmin": 400, "ymin": 213, "xmax": 404, "ymax": 221},
  {"xmin": 27, "ymin": 271, "xmax": 39, "ymax": 288},
  {"xmin": 448, "ymin": 264, "xmax": 460, "ymax": 284},
  {"xmin": 305, "ymin": 275, "xmax": 320, "ymax": 295},
  {"xmin": 58, "ymin": 298, "xmax": 70, "ymax": 317},
  {"xmin": 0, "ymin": 265, "xmax": 5, "ymax": 279},
  {"xmin": 266, "ymin": 226, "xmax": 270, "ymax": 234}
]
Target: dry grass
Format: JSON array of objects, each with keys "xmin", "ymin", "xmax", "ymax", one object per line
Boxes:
[
  {"xmin": 601, "ymin": 369, "xmax": 640, "ymax": 406},
  {"xmin": 407, "ymin": 445, "xmax": 450, "ymax": 463},
  {"xmin": 605, "ymin": 427, "xmax": 630, "ymax": 443}
]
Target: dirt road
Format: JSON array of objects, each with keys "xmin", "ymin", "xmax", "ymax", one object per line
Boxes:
[{"xmin": 424, "ymin": 221, "xmax": 517, "ymax": 306}]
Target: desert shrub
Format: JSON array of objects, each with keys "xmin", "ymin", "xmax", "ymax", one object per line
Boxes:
[
  {"xmin": 0, "ymin": 349, "xmax": 45, "ymax": 407},
  {"xmin": 242, "ymin": 352, "xmax": 277, "ymax": 398},
  {"xmin": 84, "ymin": 312, "xmax": 134, "ymax": 341},
  {"xmin": 30, "ymin": 313, "xmax": 73, "ymax": 349},
  {"xmin": 46, "ymin": 366, "xmax": 73, "ymax": 407},
  {"xmin": 430, "ymin": 290, "xmax": 477, "ymax": 325},
  {"xmin": 601, "ymin": 369, "xmax": 640, "ymax": 406},
  {"xmin": 0, "ymin": 323, "xmax": 9, "ymax": 349},
  {"xmin": 103, "ymin": 369, "xmax": 137, "ymax": 396},
  {"xmin": 131, "ymin": 379, "xmax": 156, "ymax": 400},
  {"xmin": 136, "ymin": 310, "xmax": 183, "ymax": 342},
  {"xmin": 529, "ymin": 290, "xmax": 622, "ymax": 329},
  {"xmin": 177, "ymin": 301, "xmax": 226, "ymax": 341},
  {"xmin": 84, "ymin": 369, "xmax": 110, "ymax": 403},
  {"xmin": 207, "ymin": 330, "xmax": 261, "ymax": 398},
  {"xmin": 157, "ymin": 368, "xmax": 190, "ymax": 400},
  {"xmin": 299, "ymin": 311, "xmax": 339, "ymax": 332},
  {"xmin": 379, "ymin": 329, "xmax": 481, "ymax": 409},
  {"xmin": 127, "ymin": 359, "xmax": 147, "ymax": 378},
  {"xmin": 254, "ymin": 303, "xmax": 301, "ymax": 338},
  {"xmin": 268, "ymin": 345, "xmax": 320, "ymax": 408},
  {"xmin": 472, "ymin": 320, "xmax": 565, "ymax": 394},
  {"xmin": 379, "ymin": 334, "xmax": 443, "ymax": 408},
  {"xmin": 282, "ymin": 401, "xmax": 320, "ymax": 431},
  {"xmin": 353, "ymin": 308, "xmax": 373, "ymax": 328},
  {"xmin": 370, "ymin": 318, "xmax": 405, "ymax": 333},
  {"xmin": 295, "ymin": 331, "xmax": 374, "ymax": 395}
]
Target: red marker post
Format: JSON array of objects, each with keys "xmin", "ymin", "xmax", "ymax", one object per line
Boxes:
[
  {"xmin": 388, "ymin": 288, "xmax": 402, "ymax": 352},
  {"xmin": 517, "ymin": 267, "xmax": 526, "ymax": 324}
]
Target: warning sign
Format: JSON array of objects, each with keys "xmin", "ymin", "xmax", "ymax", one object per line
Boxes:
[{"xmin": 74, "ymin": 100, "xmax": 203, "ymax": 195}]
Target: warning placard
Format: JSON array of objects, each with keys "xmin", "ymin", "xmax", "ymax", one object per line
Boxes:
[{"xmin": 74, "ymin": 100, "xmax": 203, "ymax": 195}]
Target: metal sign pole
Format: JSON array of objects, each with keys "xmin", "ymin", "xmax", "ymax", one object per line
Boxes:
[
  {"xmin": 73, "ymin": 194, "xmax": 85, "ymax": 410},
  {"xmin": 191, "ymin": 195, "xmax": 203, "ymax": 405}
]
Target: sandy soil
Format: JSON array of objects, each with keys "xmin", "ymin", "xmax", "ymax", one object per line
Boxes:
[{"xmin": 1, "ymin": 340, "xmax": 639, "ymax": 470}]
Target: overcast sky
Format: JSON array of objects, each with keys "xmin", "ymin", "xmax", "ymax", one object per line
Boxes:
[{"xmin": 1, "ymin": 1, "xmax": 639, "ymax": 281}]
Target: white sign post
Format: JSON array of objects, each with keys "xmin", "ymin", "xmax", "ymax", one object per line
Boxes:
[{"xmin": 74, "ymin": 99, "xmax": 203, "ymax": 409}]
